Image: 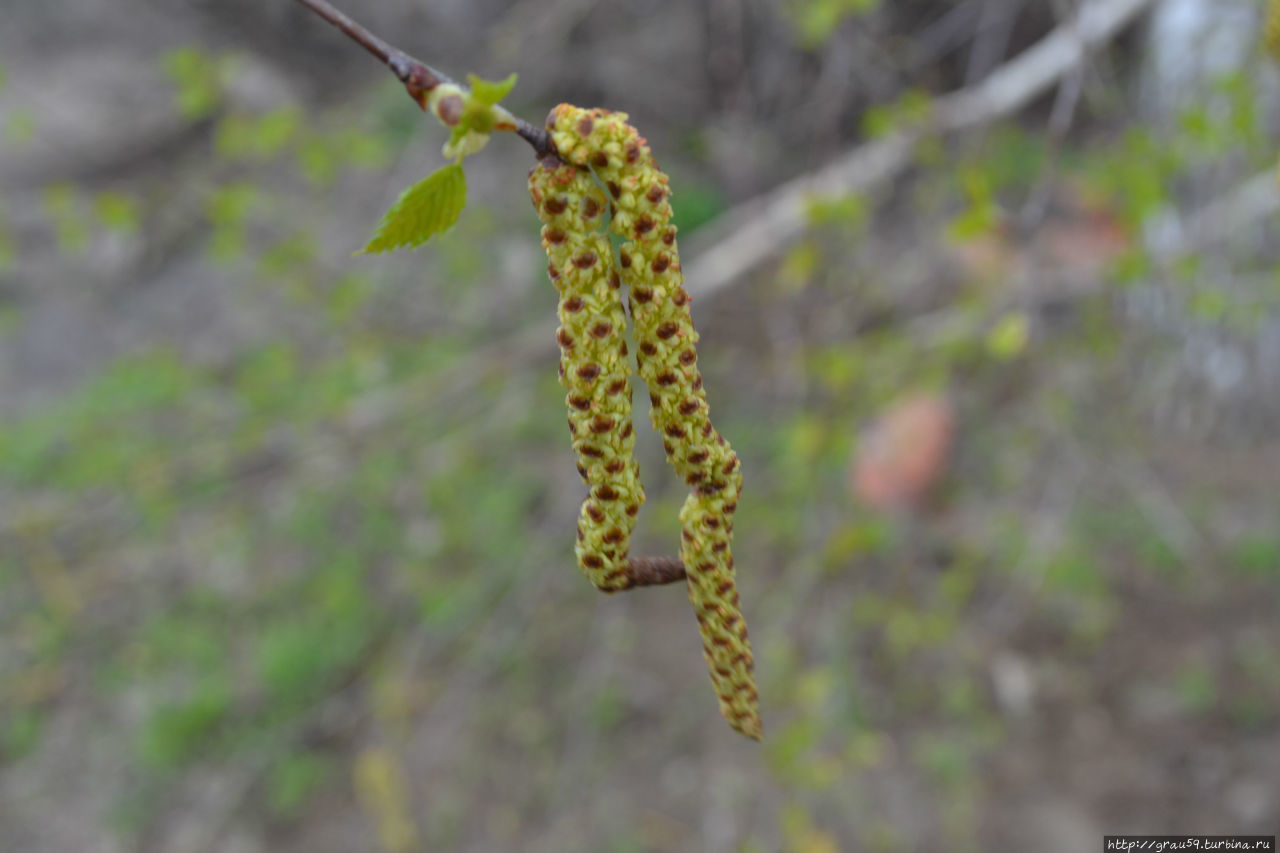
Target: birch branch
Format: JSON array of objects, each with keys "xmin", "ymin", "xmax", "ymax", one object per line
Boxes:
[{"xmin": 292, "ymin": 0, "xmax": 556, "ymax": 158}]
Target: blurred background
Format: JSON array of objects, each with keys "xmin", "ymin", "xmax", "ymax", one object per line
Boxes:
[{"xmin": 2, "ymin": 0, "xmax": 1279, "ymax": 850}]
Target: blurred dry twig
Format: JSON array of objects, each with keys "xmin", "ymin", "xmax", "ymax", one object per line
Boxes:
[
  {"xmin": 684, "ymin": 0, "xmax": 1162, "ymax": 301},
  {"xmin": 1149, "ymin": 168, "xmax": 1280, "ymax": 261}
]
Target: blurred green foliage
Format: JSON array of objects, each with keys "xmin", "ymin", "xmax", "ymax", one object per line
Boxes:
[
  {"xmin": 1, "ymin": 30, "xmax": 1278, "ymax": 853},
  {"xmin": 861, "ymin": 89, "xmax": 933, "ymax": 139},
  {"xmin": 163, "ymin": 47, "xmax": 231, "ymax": 120},
  {"xmin": 786, "ymin": 0, "xmax": 879, "ymax": 48}
]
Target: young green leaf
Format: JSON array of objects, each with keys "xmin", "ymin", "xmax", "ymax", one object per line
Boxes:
[
  {"xmin": 466, "ymin": 73, "xmax": 518, "ymax": 106},
  {"xmin": 358, "ymin": 164, "xmax": 466, "ymax": 254}
]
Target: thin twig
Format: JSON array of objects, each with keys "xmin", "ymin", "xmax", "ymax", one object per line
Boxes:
[
  {"xmin": 291, "ymin": 0, "xmax": 555, "ymax": 158},
  {"xmin": 618, "ymin": 557, "xmax": 687, "ymax": 589},
  {"xmin": 965, "ymin": 0, "xmax": 1020, "ymax": 86},
  {"xmin": 292, "ymin": 0, "xmax": 448, "ymax": 89}
]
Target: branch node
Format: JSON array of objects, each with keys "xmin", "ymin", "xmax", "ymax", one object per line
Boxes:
[{"xmin": 293, "ymin": 0, "xmax": 562, "ymax": 161}]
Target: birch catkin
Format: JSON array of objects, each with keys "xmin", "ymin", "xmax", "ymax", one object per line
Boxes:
[
  {"xmin": 547, "ymin": 104, "xmax": 761, "ymax": 739},
  {"xmin": 529, "ymin": 159, "xmax": 645, "ymax": 593}
]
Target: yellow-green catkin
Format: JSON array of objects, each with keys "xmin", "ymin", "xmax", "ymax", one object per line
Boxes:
[
  {"xmin": 548, "ymin": 104, "xmax": 761, "ymax": 739},
  {"xmin": 529, "ymin": 159, "xmax": 645, "ymax": 592}
]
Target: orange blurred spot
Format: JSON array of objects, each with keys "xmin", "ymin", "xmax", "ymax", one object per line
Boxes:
[{"xmin": 851, "ymin": 393, "xmax": 955, "ymax": 512}]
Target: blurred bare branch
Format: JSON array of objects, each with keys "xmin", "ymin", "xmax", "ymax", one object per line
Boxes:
[
  {"xmin": 1149, "ymin": 169, "xmax": 1280, "ymax": 261},
  {"xmin": 684, "ymin": 0, "xmax": 1162, "ymax": 301}
]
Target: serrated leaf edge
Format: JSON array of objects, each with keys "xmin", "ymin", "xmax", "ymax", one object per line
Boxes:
[{"xmin": 357, "ymin": 163, "xmax": 467, "ymax": 255}]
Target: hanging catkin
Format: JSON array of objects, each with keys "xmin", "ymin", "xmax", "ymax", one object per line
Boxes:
[
  {"xmin": 546, "ymin": 104, "xmax": 761, "ymax": 739},
  {"xmin": 529, "ymin": 159, "xmax": 646, "ymax": 593}
]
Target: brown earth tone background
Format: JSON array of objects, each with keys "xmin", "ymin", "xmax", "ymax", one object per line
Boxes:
[{"xmin": 1, "ymin": 1, "xmax": 1278, "ymax": 851}]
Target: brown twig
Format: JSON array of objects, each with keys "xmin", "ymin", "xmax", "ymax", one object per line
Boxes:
[
  {"xmin": 616, "ymin": 557, "xmax": 688, "ymax": 589},
  {"xmin": 291, "ymin": 0, "xmax": 556, "ymax": 158}
]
